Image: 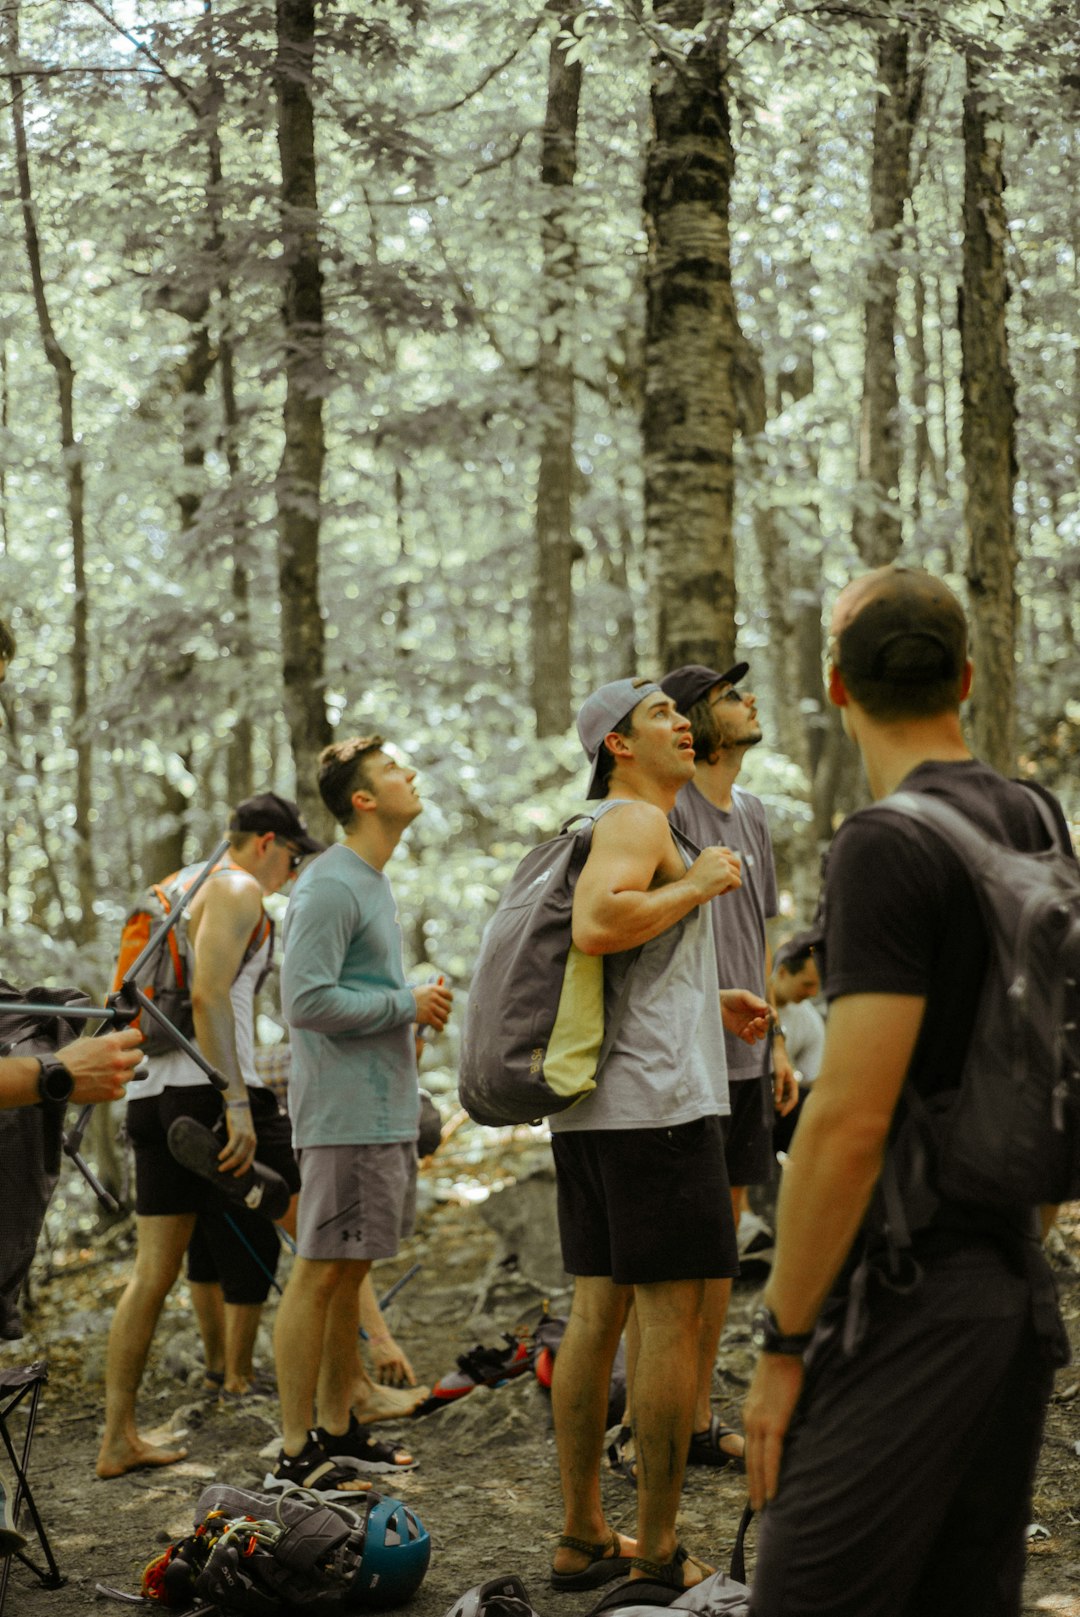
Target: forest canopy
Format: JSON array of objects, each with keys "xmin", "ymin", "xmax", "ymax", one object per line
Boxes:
[{"xmin": 1, "ymin": 0, "xmax": 1077, "ymax": 998}]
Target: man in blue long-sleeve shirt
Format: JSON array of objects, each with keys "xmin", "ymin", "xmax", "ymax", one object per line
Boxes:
[{"xmin": 268, "ymin": 736, "xmax": 452, "ymax": 1496}]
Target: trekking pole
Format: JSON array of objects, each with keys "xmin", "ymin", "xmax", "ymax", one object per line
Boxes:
[
  {"xmin": 223, "ymin": 1213, "xmax": 283, "ymax": 1296},
  {"xmin": 378, "ymin": 1263, "xmax": 421, "ymax": 1311}
]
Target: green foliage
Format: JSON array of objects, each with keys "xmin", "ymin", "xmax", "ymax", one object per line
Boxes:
[{"xmin": 0, "ymin": 0, "xmax": 1077, "ymax": 995}]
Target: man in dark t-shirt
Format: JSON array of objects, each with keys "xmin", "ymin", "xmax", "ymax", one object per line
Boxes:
[{"xmin": 743, "ymin": 566, "xmax": 1073, "ymax": 1617}]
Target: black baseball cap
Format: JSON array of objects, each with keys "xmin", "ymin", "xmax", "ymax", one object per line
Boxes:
[
  {"xmin": 660, "ymin": 662, "xmax": 749, "ymax": 715},
  {"xmin": 833, "ymin": 570, "xmax": 967, "ymax": 686},
  {"xmin": 773, "ymin": 930, "xmax": 819, "ymax": 973},
  {"xmin": 229, "ymin": 792, "xmax": 325, "ymax": 855}
]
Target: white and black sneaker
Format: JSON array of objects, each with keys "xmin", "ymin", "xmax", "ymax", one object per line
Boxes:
[
  {"xmin": 263, "ymin": 1431, "xmax": 374, "ymax": 1499},
  {"xmin": 317, "ymin": 1415, "xmax": 417, "ymax": 1474}
]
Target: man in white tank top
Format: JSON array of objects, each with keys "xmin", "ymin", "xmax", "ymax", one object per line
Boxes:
[{"xmin": 96, "ymin": 794, "xmax": 321, "ymax": 1479}]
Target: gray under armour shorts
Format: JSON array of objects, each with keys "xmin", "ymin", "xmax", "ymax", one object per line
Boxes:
[{"xmin": 295, "ymin": 1141, "xmax": 417, "ymax": 1261}]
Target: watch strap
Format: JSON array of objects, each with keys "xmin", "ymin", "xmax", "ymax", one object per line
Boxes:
[{"xmin": 752, "ymin": 1304, "xmax": 813, "ymax": 1356}]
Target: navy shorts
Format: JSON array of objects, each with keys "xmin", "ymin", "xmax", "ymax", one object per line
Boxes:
[{"xmin": 551, "ymin": 1115, "xmax": 739, "ymax": 1285}]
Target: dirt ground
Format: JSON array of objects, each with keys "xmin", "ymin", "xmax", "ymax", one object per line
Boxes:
[{"xmin": 3, "ymin": 1163, "xmax": 1080, "ymax": 1617}]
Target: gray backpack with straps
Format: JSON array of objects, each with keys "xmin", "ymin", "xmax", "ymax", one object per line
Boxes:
[{"xmin": 459, "ymin": 805, "xmax": 640, "ymax": 1128}]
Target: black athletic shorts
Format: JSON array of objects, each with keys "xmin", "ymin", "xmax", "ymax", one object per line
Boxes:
[
  {"xmin": 722, "ymin": 1070, "xmax": 775, "ymax": 1188},
  {"xmin": 127, "ymin": 1084, "xmax": 300, "ymax": 1217},
  {"xmin": 186, "ymin": 1204, "xmax": 283, "ymax": 1306},
  {"xmin": 551, "ymin": 1115, "xmax": 739, "ymax": 1285}
]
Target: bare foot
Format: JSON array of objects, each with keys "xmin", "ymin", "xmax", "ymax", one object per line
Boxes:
[
  {"xmin": 95, "ymin": 1435, "xmax": 188, "ymax": 1479},
  {"xmin": 352, "ymin": 1381, "xmax": 431, "ymax": 1425}
]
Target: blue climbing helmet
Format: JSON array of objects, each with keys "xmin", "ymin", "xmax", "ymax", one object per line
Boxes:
[{"xmin": 346, "ymin": 1495, "xmax": 431, "ymax": 1610}]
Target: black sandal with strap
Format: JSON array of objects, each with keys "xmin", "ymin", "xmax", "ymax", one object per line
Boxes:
[{"xmin": 550, "ymin": 1531, "xmax": 633, "ymax": 1591}]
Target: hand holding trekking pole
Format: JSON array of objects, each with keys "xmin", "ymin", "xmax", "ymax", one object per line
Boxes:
[{"xmin": 54, "ymin": 1026, "xmax": 144, "ymax": 1104}]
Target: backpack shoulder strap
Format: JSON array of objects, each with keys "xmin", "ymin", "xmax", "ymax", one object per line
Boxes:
[{"xmin": 1015, "ymin": 778, "xmax": 1075, "ymax": 856}]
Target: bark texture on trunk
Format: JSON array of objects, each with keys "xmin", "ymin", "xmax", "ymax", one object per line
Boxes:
[
  {"xmin": 275, "ymin": 0, "xmax": 333, "ymax": 835},
  {"xmin": 852, "ymin": 29, "xmax": 923, "ymax": 568},
  {"xmin": 7, "ymin": 1, "xmax": 95, "ymax": 939},
  {"xmin": 532, "ymin": 7, "xmax": 583, "ymax": 737},
  {"xmin": 644, "ymin": 0, "xmax": 737, "ymax": 672},
  {"xmin": 961, "ymin": 60, "xmax": 1017, "ymax": 774}
]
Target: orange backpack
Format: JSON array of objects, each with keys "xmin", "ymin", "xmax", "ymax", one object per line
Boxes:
[{"xmin": 112, "ymin": 861, "xmax": 273, "ymax": 1058}]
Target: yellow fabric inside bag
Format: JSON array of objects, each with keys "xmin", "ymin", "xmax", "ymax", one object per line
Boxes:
[{"xmin": 541, "ymin": 943, "xmax": 606, "ymax": 1101}]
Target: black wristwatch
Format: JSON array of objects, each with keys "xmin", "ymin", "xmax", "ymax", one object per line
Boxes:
[
  {"xmin": 750, "ymin": 1304, "xmax": 813, "ymax": 1356},
  {"xmin": 36, "ymin": 1055, "xmax": 75, "ymax": 1106}
]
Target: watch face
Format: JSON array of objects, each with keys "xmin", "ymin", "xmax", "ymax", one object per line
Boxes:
[
  {"xmin": 38, "ymin": 1058, "xmax": 74, "ymax": 1103},
  {"xmin": 750, "ymin": 1306, "xmax": 770, "ymax": 1350}
]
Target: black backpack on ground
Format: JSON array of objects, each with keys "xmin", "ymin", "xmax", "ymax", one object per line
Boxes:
[{"xmin": 142, "ymin": 1484, "xmax": 430, "ymax": 1613}]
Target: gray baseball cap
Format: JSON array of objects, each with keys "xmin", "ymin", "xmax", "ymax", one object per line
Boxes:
[{"xmin": 577, "ymin": 678, "xmax": 664, "ymax": 799}]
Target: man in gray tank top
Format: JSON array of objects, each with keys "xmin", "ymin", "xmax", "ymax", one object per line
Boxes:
[{"xmin": 548, "ymin": 678, "xmax": 771, "ymax": 1596}]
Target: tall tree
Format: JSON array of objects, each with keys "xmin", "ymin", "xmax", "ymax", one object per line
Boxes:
[
  {"xmin": 851, "ymin": 26, "xmax": 923, "ymax": 567},
  {"xmin": 531, "ymin": 6, "xmax": 583, "ymax": 737},
  {"xmin": 643, "ymin": 0, "xmax": 737, "ymax": 671},
  {"xmin": 274, "ymin": 0, "xmax": 332, "ymax": 833},
  {"xmin": 960, "ymin": 55, "xmax": 1017, "ymax": 773},
  {"xmin": 6, "ymin": 0, "xmax": 96, "ymax": 939}
]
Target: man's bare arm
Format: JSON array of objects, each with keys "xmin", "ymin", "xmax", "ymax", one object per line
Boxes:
[
  {"xmin": 572, "ymin": 802, "xmax": 741, "ymax": 955},
  {"xmin": 189, "ymin": 872, "xmax": 266, "ymax": 1174},
  {"xmin": 743, "ymin": 992, "xmax": 926, "ymax": 1507},
  {"xmin": 0, "ymin": 1029, "xmax": 143, "ymax": 1108}
]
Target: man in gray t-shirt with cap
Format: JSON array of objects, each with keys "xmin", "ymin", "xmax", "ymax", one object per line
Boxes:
[
  {"xmin": 658, "ymin": 662, "xmax": 798, "ymax": 1469},
  {"xmin": 548, "ymin": 677, "xmax": 769, "ymax": 1597}
]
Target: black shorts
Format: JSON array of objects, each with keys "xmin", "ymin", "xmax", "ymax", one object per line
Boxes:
[
  {"xmin": 722, "ymin": 1071, "xmax": 775, "ymax": 1188},
  {"xmin": 551, "ymin": 1115, "xmax": 739, "ymax": 1285},
  {"xmin": 186, "ymin": 1205, "xmax": 283, "ymax": 1306},
  {"xmin": 127, "ymin": 1085, "xmax": 300, "ymax": 1217}
]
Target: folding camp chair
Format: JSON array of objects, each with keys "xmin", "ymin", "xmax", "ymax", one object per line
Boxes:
[{"xmin": 0, "ymin": 1360, "xmax": 65, "ymax": 1613}]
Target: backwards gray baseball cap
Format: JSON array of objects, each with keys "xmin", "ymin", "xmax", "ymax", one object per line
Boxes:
[{"xmin": 576, "ymin": 678, "xmax": 664, "ymax": 800}]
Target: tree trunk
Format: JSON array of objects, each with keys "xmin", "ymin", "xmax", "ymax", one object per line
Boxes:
[
  {"xmin": 961, "ymin": 59, "xmax": 1017, "ymax": 774},
  {"xmin": 643, "ymin": 0, "xmax": 737, "ymax": 672},
  {"xmin": 203, "ymin": 3, "xmax": 255, "ymax": 804},
  {"xmin": 531, "ymin": 7, "xmax": 583, "ymax": 737},
  {"xmin": 6, "ymin": 1, "xmax": 96, "ymax": 940},
  {"xmin": 851, "ymin": 28, "xmax": 923, "ymax": 568},
  {"xmin": 909, "ymin": 259, "xmax": 945, "ymax": 540},
  {"xmin": 274, "ymin": 0, "xmax": 333, "ymax": 835}
]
